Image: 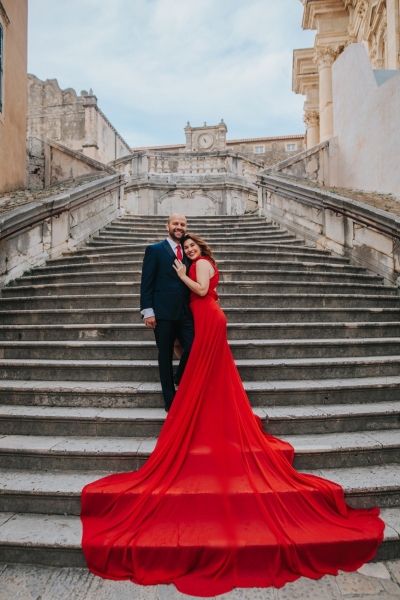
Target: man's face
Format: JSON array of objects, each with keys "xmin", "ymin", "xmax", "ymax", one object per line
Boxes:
[{"xmin": 166, "ymin": 214, "xmax": 187, "ymax": 242}]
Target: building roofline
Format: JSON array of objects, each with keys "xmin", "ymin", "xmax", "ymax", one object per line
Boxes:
[{"xmin": 132, "ymin": 134, "xmax": 304, "ymax": 152}]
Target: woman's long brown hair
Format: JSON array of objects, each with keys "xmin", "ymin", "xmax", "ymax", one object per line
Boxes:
[{"xmin": 182, "ymin": 232, "xmax": 217, "ymax": 267}]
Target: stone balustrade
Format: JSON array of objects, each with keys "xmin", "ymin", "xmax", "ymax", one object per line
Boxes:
[
  {"xmin": 112, "ymin": 150, "xmax": 262, "ymax": 180},
  {"xmin": 0, "ymin": 174, "xmax": 124, "ymax": 286},
  {"xmin": 257, "ymin": 172, "xmax": 400, "ymax": 287},
  {"xmin": 110, "ymin": 151, "xmax": 263, "ymax": 216}
]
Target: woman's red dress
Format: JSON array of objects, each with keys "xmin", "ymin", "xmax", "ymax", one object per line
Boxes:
[{"xmin": 81, "ymin": 257, "xmax": 384, "ymax": 597}]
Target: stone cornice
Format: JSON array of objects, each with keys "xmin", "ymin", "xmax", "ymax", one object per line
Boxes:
[
  {"xmin": 0, "ymin": 1, "xmax": 10, "ymax": 25},
  {"xmin": 293, "ymin": 48, "xmax": 319, "ymax": 93},
  {"xmin": 302, "ymin": 0, "xmax": 348, "ymax": 30}
]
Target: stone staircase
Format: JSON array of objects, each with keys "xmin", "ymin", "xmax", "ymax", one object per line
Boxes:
[{"xmin": 0, "ymin": 214, "xmax": 400, "ymax": 568}]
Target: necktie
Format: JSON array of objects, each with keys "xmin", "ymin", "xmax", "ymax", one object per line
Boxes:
[{"xmin": 176, "ymin": 245, "xmax": 183, "ymax": 261}]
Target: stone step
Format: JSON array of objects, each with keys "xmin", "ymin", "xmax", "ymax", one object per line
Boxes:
[
  {"xmin": 1, "ymin": 377, "xmax": 399, "ymax": 408},
  {"xmin": 113, "ymin": 215, "xmax": 271, "ymax": 223},
  {"xmin": 14, "ymin": 269, "xmax": 383, "ymax": 286},
  {"xmin": 0, "ymin": 507, "xmax": 398, "ymax": 566},
  {"xmin": 2, "ymin": 281, "xmax": 395, "ymax": 298},
  {"xmin": 1, "ymin": 355, "xmax": 399, "ymax": 381},
  {"xmin": 87, "ymin": 236, "xmax": 304, "ymax": 247},
  {"xmin": 1, "ymin": 321, "xmax": 398, "ymax": 342},
  {"xmin": 0, "ymin": 464, "xmax": 399, "ymax": 517},
  {"xmin": 95, "ymin": 231, "xmax": 295, "ymax": 242},
  {"xmin": 72, "ymin": 243, "xmax": 331, "ymax": 257},
  {"xmin": 117, "ymin": 216, "xmax": 268, "ymax": 225},
  {"xmin": 31, "ymin": 259, "xmax": 367, "ymax": 275},
  {"xmin": 1, "ymin": 307, "xmax": 398, "ymax": 325},
  {"xmin": 2, "ymin": 338, "xmax": 400, "ymax": 361},
  {"xmin": 85, "ymin": 239, "xmax": 306, "ymax": 251},
  {"xmin": 105, "ymin": 223, "xmax": 283, "ymax": 233},
  {"xmin": 1, "ymin": 293, "xmax": 399, "ymax": 311},
  {"xmin": 0, "ymin": 401, "xmax": 399, "ymax": 438},
  {"xmin": 0, "ymin": 429, "xmax": 398, "ymax": 472},
  {"xmin": 55, "ymin": 248, "xmax": 348, "ymax": 263}
]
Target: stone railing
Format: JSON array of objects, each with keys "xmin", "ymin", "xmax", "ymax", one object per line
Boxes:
[
  {"xmin": 0, "ymin": 173, "xmax": 124, "ymax": 286},
  {"xmin": 112, "ymin": 150, "xmax": 263, "ymax": 180},
  {"xmin": 27, "ymin": 137, "xmax": 116, "ymax": 190},
  {"xmin": 257, "ymin": 173, "xmax": 400, "ymax": 287},
  {"xmin": 262, "ymin": 140, "xmax": 332, "ymax": 185}
]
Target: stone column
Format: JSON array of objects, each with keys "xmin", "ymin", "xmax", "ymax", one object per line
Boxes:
[
  {"xmin": 82, "ymin": 95, "xmax": 99, "ymax": 160},
  {"xmin": 314, "ymin": 47, "xmax": 339, "ymax": 142},
  {"xmin": 386, "ymin": 0, "xmax": 399, "ymax": 69},
  {"xmin": 304, "ymin": 110, "xmax": 320, "ymax": 148},
  {"xmin": 184, "ymin": 122, "xmax": 192, "ymax": 152}
]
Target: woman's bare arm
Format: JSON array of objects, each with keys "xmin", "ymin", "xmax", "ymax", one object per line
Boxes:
[{"xmin": 173, "ymin": 259, "xmax": 213, "ymax": 296}]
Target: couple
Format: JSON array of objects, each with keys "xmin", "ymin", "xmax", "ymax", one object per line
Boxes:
[
  {"xmin": 81, "ymin": 213, "xmax": 384, "ymax": 597},
  {"xmin": 139, "ymin": 213, "xmax": 197, "ymax": 412}
]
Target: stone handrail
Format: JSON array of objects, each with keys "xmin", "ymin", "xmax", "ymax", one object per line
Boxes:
[
  {"xmin": 257, "ymin": 173, "xmax": 400, "ymax": 286},
  {"xmin": 0, "ymin": 173, "xmax": 124, "ymax": 286},
  {"xmin": 262, "ymin": 140, "xmax": 331, "ymax": 185}
]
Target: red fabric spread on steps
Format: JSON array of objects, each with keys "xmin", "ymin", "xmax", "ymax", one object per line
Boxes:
[{"xmin": 81, "ymin": 257, "xmax": 384, "ymax": 597}]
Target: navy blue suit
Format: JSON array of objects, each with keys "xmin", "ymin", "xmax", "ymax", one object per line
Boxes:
[{"xmin": 140, "ymin": 240, "xmax": 194, "ymax": 409}]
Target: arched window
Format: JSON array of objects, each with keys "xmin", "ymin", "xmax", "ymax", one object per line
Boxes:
[{"xmin": 0, "ymin": 23, "xmax": 3, "ymax": 112}]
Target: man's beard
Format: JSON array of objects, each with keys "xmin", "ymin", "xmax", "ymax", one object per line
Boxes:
[{"xmin": 168, "ymin": 228, "xmax": 185, "ymax": 242}]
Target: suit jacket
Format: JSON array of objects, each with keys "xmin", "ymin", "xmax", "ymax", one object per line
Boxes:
[{"xmin": 140, "ymin": 240, "xmax": 192, "ymax": 321}]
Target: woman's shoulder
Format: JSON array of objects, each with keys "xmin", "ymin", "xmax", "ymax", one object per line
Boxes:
[{"xmin": 195, "ymin": 257, "xmax": 214, "ymax": 267}]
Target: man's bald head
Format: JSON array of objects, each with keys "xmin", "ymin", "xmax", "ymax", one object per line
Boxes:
[
  {"xmin": 166, "ymin": 213, "xmax": 187, "ymax": 242},
  {"xmin": 168, "ymin": 213, "xmax": 187, "ymax": 225}
]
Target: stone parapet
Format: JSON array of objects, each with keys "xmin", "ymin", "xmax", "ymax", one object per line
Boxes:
[
  {"xmin": 257, "ymin": 172, "xmax": 400, "ymax": 286},
  {"xmin": 111, "ymin": 150, "xmax": 264, "ymax": 216},
  {"xmin": 0, "ymin": 174, "xmax": 124, "ymax": 286}
]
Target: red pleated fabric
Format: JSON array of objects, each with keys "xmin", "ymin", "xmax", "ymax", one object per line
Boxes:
[{"xmin": 81, "ymin": 257, "xmax": 384, "ymax": 597}]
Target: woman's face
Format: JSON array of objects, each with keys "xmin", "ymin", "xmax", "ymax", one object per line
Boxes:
[{"xmin": 183, "ymin": 239, "xmax": 201, "ymax": 260}]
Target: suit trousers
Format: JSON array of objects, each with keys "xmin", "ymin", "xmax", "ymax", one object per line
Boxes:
[{"xmin": 154, "ymin": 307, "xmax": 194, "ymax": 408}]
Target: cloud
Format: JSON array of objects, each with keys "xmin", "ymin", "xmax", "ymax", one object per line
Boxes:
[{"xmin": 28, "ymin": 0, "xmax": 315, "ymax": 147}]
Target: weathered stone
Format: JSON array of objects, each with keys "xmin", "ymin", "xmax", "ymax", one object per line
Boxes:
[
  {"xmin": 275, "ymin": 575, "xmax": 341, "ymax": 599},
  {"xmin": 0, "ymin": 564, "xmax": 53, "ymax": 600},
  {"xmin": 336, "ymin": 570, "xmax": 386, "ymax": 595}
]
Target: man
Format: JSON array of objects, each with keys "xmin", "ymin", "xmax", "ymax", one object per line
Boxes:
[{"xmin": 140, "ymin": 213, "xmax": 194, "ymax": 412}]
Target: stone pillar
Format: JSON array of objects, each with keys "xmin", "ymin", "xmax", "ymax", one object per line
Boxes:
[
  {"xmin": 184, "ymin": 122, "xmax": 192, "ymax": 152},
  {"xmin": 386, "ymin": 0, "xmax": 399, "ymax": 69},
  {"xmin": 82, "ymin": 95, "xmax": 99, "ymax": 160},
  {"xmin": 304, "ymin": 110, "xmax": 320, "ymax": 148},
  {"xmin": 314, "ymin": 47, "xmax": 339, "ymax": 142},
  {"xmin": 217, "ymin": 119, "xmax": 227, "ymax": 150}
]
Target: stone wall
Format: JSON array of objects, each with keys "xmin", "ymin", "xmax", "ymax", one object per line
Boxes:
[
  {"xmin": 0, "ymin": 174, "xmax": 124, "ymax": 286},
  {"xmin": 257, "ymin": 173, "xmax": 400, "ymax": 286},
  {"xmin": 27, "ymin": 75, "xmax": 131, "ymax": 165},
  {"xmin": 26, "ymin": 138, "xmax": 114, "ymax": 190},
  {"xmin": 330, "ymin": 43, "xmax": 400, "ymax": 196},
  {"xmin": 0, "ymin": 0, "xmax": 28, "ymax": 193}
]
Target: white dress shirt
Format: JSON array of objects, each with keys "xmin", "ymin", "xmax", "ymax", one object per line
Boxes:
[{"xmin": 141, "ymin": 238, "xmax": 183, "ymax": 319}]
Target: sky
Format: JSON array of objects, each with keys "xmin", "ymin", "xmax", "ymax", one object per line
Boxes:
[{"xmin": 28, "ymin": 0, "xmax": 316, "ymax": 148}]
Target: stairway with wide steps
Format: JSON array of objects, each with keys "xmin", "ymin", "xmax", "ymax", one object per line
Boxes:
[{"xmin": 0, "ymin": 213, "xmax": 400, "ymax": 568}]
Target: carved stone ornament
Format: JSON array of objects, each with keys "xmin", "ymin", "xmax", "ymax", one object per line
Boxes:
[
  {"xmin": 356, "ymin": 0, "xmax": 368, "ymax": 19},
  {"xmin": 304, "ymin": 110, "xmax": 320, "ymax": 128},
  {"xmin": 179, "ymin": 190, "xmax": 196, "ymax": 199},
  {"xmin": 313, "ymin": 46, "xmax": 340, "ymax": 69}
]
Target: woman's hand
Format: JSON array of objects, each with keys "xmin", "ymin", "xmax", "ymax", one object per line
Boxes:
[{"xmin": 173, "ymin": 259, "xmax": 187, "ymax": 279}]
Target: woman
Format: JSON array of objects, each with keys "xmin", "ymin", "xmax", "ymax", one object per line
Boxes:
[{"xmin": 81, "ymin": 233, "xmax": 384, "ymax": 597}]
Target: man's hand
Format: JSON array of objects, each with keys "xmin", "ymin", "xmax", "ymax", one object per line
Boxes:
[{"xmin": 144, "ymin": 316, "xmax": 157, "ymax": 329}]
